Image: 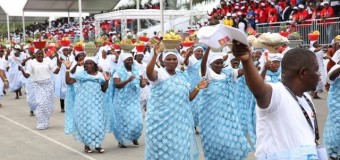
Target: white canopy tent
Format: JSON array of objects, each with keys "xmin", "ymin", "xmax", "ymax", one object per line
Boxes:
[
  {"xmin": 94, "ymin": 8, "xmax": 206, "ymax": 38},
  {"xmin": 17, "ymin": 0, "xmax": 120, "ymax": 41}
]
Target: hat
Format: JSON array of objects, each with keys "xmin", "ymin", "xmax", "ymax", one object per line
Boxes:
[
  {"xmin": 196, "ymin": 24, "xmax": 249, "ymax": 50},
  {"xmin": 323, "ymin": 1, "xmax": 329, "ymax": 5},
  {"xmin": 237, "ymin": 12, "xmax": 242, "ymax": 16},
  {"xmin": 298, "ymin": 4, "xmax": 304, "ymax": 9},
  {"xmin": 84, "ymin": 56, "xmax": 98, "ymax": 64},
  {"xmin": 235, "ymin": 6, "xmax": 239, "ymax": 9},
  {"xmin": 261, "ymin": 3, "xmax": 265, "ymax": 6},
  {"xmin": 268, "ymin": 54, "xmax": 283, "ymax": 61},
  {"xmin": 226, "ymin": 13, "xmax": 232, "ymax": 16},
  {"xmin": 241, "ymin": 6, "xmax": 245, "ymax": 9},
  {"xmin": 293, "ymin": 6, "xmax": 298, "ymax": 9},
  {"xmin": 270, "ymin": 2, "xmax": 275, "ymax": 5},
  {"xmin": 232, "ymin": 13, "xmax": 237, "ymax": 17}
]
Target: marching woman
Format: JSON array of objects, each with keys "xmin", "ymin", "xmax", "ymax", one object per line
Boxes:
[
  {"xmin": 309, "ymin": 41, "xmax": 327, "ymax": 98},
  {"xmin": 64, "ymin": 57, "xmax": 111, "ymax": 153},
  {"xmin": 64, "ymin": 50, "xmax": 86, "ymax": 135},
  {"xmin": 260, "ymin": 54, "xmax": 283, "ymax": 83},
  {"xmin": 8, "ymin": 47, "xmax": 24, "ymax": 99},
  {"xmin": 184, "ymin": 45, "xmax": 204, "ymax": 133},
  {"xmin": 19, "ymin": 49, "xmax": 62, "ymax": 130},
  {"xmin": 55, "ymin": 47, "xmax": 74, "ymax": 112},
  {"xmin": 145, "ymin": 44, "xmax": 208, "ymax": 160},
  {"xmin": 113, "ymin": 53, "xmax": 144, "ymax": 148},
  {"xmin": 0, "ymin": 47, "xmax": 9, "ymax": 107},
  {"xmin": 134, "ymin": 51, "xmax": 150, "ymax": 111},
  {"xmin": 21, "ymin": 48, "xmax": 38, "ymax": 116},
  {"xmin": 323, "ymin": 62, "xmax": 340, "ymax": 160},
  {"xmin": 199, "ymin": 47, "xmax": 251, "ymax": 160}
]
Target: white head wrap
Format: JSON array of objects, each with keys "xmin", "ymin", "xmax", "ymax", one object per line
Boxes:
[
  {"xmin": 268, "ymin": 54, "xmax": 283, "ymax": 62},
  {"xmin": 119, "ymin": 53, "xmax": 133, "ymax": 65},
  {"xmin": 162, "ymin": 51, "xmax": 178, "ymax": 62},
  {"xmin": 208, "ymin": 51, "xmax": 224, "ymax": 66},
  {"xmin": 58, "ymin": 46, "xmax": 70, "ymax": 54},
  {"xmin": 193, "ymin": 46, "xmax": 204, "ymax": 53},
  {"xmin": 84, "ymin": 56, "xmax": 98, "ymax": 64},
  {"xmin": 75, "ymin": 50, "xmax": 86, "ymax": 56}
]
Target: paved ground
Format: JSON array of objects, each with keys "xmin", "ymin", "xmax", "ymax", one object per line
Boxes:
[{"xmin": 0, "ymin": 91, "xmax": 329, "ymax": 160}]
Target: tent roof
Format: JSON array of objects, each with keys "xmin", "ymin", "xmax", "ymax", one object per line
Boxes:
[
  {"xmin": 0, "ymin": 6, "xmax": 48, "ymax": 23},
  {"xmin": 23, "ymin": 0, "xmax": 119, "ymax": 13}
]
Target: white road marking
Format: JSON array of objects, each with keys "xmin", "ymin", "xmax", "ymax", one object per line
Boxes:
[{"xmin": 0, "ymin": 114, "xmax": 97, "ymax": 160}]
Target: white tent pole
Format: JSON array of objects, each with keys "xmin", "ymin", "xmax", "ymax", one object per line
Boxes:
[
  {"xmin": 137, "ymin": 0, "xmax": 140, "ymax": 33},
  {"xmin": 68, "ymin": 11, "xmax": 70, "ymax": 24},
  {"xmin": 190, "ymin": 0, "xmax": 193, "ymax": 27},
  {"xmin": 49, "ymin": 17, "xmax": 52, "ymax": 28},
  {"xmin": 22, "ymin": 11, "xmax": 26, "ymax": 43},
  {"xmin": 78, "ymin": 0, "xmax": 84, "ymax": 41},
  {"xmin": 160, "ymin": 0, "xmax": 164, "ymax": 33},
  {"xmin": 7, "ymin": 15, "xmax": 10, "ymax": 41}
]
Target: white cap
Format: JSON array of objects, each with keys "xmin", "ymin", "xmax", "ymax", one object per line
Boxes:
[
  {"xmin": 226, "ymin": 13, "xmax": 232, "ymax": 16},
  {"xmin": 261, "ymin": 3, "xmax": 265, "ymax": 6},
  {"xmin": 298, "ymin": 4, "xmax": 304, "ymax": 9},
  {"xmin": 232, "ymin": 13, "xmax": 237, "ymax": 17},
  {"xmin": 237, "ymin": 12, "xmax": 242, "ymax": 16},
  {"xmin": 196, "ymin": 24, "xmax": 249, "ymax": 50},
  {"xmin": 235, "ymin": 6, "xmax": 239, "ymax": 9},
  {"xmin": 241, "ymin": 6, "xmax": 245, "ymax": 9},
  {"xmin": 293, "ymin": 6, "xmax": 298, "ymax": 9},
  {"xmin": 270, "ymin": 2, "xmax": 275, "ymax": 5},
  {"xmin": 268, "ymin": 54, "xmax": 283, "ymax": 62},
  {"xmin": 254, "ymin": 0, "xmax": 259, "ymax": 3}
]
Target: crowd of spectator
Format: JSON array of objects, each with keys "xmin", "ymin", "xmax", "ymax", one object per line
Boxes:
[{"xmin": 208, "ymin": 0, "xmax": 339, "ymax": 29}]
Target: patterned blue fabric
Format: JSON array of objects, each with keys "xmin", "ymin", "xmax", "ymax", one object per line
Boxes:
[
  {"xmin": 185, "ymin": 60, "xmax": 202, "ymax": 127},
  {"xmin": 66, "ymin": 71, "xmax": 110, "ymax": 148},
  {"xmin": 323, "ymin": 78, "xmax": 340, "ymax": 158},
  {"xmin": 266, "ymin": 70, "xmax": 281, "ymax": 83},
  {"xmin": 113, "ymin": 66, "xmax": 143, "ymax": 145},
  {"xmin": 235, "ymin": 76, "xmax": 257, "ymax": 150},
  {"xmin": 65, "ymin": 84, "xmax": 75, "ymax": 134},
  {"xmin": 199, "ymin": 68, "xmax": 251, "ymax": 160},
  {"xmin": 145, "ymin": 70, "xmax": 199, "ymax": 160}
]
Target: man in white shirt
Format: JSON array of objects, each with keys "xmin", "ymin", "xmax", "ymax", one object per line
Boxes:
[{"xmin": 232, "ymin": 43, "xmax": 322, "ymax": 159}]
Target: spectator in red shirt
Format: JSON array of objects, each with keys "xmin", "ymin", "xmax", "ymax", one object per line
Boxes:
[
  {"xmin": 268, "ymin": 11, "xmax": 278, "ymax": 33},
  {"xmin": 278, "ymin": 0, "xmax": 286, "ymax": 11},
  {"xmin": 311, "ymin": 3, "xmax": 323, "ymax": 20},
  {"xmin": 267, "ymin": 2, "xmax": 278, "ymax": 17},
  {"xmin": 320, "ymin": 2, "xmax": 335, "ymax": 43},
  {"xmin": 320, "ymin": 2, "xmax": 334, "ymax": 20},
  {"xmin": 256, "ymin": 3, "xmax": 268, "ymax": 23},
  {"xmin": 290, "ymin": 0, "xmax": 297, "ymax": 6},
  {"xmin": 297, "ymin": 4, "xmax": 310, "ymax": 24}
]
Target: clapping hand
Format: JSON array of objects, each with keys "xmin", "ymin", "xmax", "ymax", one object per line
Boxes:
[
  {"xmin": 104, "ymin": 72, "xmax": 111, "ymax": 81},
  {"xmin": 198, "ymin": 80, "xmax": 209, "ymax": 89},
  {"xmin": 64, "ymin": 59, "xmax": 72, "ymax": 69}
]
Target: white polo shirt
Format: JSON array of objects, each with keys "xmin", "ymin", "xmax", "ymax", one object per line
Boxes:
[{"xmin": 255, "ymin": 82, "xmax": 316, "ymax": 158}]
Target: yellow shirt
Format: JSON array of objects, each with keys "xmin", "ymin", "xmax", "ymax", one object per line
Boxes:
[{"xmin": 223, "ymin": 19, "xmax": 234, "ymax": 26}]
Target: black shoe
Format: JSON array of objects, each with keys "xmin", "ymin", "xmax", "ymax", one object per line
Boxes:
[
  {"xmin": 118, "ymin": 143, "xmax": 127, "ymax": 148},
  {"xmin": 61, "ymin": 109, "xmax": 65, "ymax": 113},
  {"xmin": 132, "ymin": 140, "xmax": 139, "ymax": 145},
  {"xmin": 30, "ymin": 111, "xmax": 34, "ymax": 116}
]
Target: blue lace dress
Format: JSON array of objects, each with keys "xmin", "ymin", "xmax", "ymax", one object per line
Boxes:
[
  {"xmin": 323, "ymin": 77, "xmax": 340, "ymax": 158},
  {"xmin": 65, "ymin": 71, "xmax": 110, "ymax": 148},
  {"xmin": 235, "ymin": 76, "xmax": 257, "ymax": 150},
  {"xmin": 185, "ymin": 60, "xmax": 202, "ymax": 127},
  {"xmin": 113, "ymin": 66, "xmax": 143, "ymax": 145},
  {"xmin": 145, "ymin": 69, "xmax": 198, "ymax": 160},
  {"xmin": 199, "ymin": 68, "xmax": 251, "ymax": 160}
]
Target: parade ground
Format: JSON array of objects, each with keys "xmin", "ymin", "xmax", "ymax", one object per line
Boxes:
[{"xmin": 0, "ymin": 91, "xmax": 329, "ymax": 160}]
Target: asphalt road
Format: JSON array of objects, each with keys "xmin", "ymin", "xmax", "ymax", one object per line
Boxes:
[{"xmin": 0, "ymin": 91, "xmax": 329, "ymax": 160}]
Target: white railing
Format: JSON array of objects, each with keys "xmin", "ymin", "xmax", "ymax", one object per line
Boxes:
[{"xmin": 255, "ymin": 17, "xmax": 340, "ymax": 45}]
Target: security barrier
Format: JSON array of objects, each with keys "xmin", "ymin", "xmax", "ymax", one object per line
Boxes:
[{"xmin": 255, "ymin": 17, "xmax": 340, "ymax": 46}]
